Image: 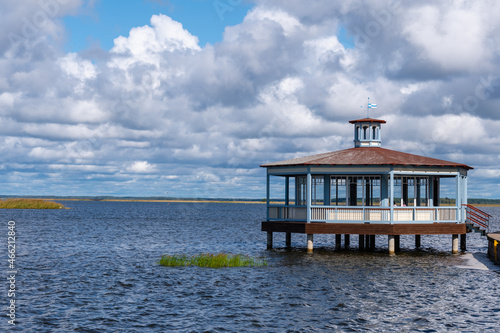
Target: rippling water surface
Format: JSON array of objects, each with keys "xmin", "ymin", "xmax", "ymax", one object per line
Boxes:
[{"xmin": 1, "ymin": 202, "xmax": 499, "ymax": 332}]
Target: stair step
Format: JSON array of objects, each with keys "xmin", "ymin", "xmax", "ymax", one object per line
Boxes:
[{"xmin": 466, "ymin": 225, "xmax": 486, "ymax": 236}]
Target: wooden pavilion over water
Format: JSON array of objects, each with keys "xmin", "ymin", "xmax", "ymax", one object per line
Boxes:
[{"xmin": 261, "ymin": 117, "xmax": 488, "ymax": 254}]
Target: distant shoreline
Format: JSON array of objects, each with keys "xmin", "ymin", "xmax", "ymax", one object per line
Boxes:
[
  {"xmin": 95, "ymin": 198, "xmax": 263, "ymax": 204},
  {"xmin": 471, "ymin": 204, "xmax": 500, "ymax": 207},
  {"xmin": 3, "ymin": 197, "xmax": 265, "ymax": 204},
  {"xmin": 1, "ymin": 197, "xmax": 499, "ymax": 207}
]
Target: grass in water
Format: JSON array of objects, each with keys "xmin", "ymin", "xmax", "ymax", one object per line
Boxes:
[
  {"xmin": 158, "ymin": 253, "xmax": 267, "ymax": 268},
  {"xmin": 0, "ymin": 199, "xmax": 67, "ymax": 209}
]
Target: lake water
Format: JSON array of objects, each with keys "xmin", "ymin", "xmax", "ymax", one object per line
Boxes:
[{"xmin": 1, "ymin": 201, "xmax": 499, "ymax": 332}]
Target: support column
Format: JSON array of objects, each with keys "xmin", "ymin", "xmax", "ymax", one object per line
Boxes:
[
  {"xmin": 429, "ymin": 176, "xmax": 434, "ymax": 207},
  {"xmin": 456, "ymin": 173, "xmax": 460, "ymax": 223},
  {"xmin": 344, "ymin": 234, "xmax": 350, "ymax": 249},
  {"xmin": 335, "ymin": 234, "xmax": 342, "ymax": 250},
  {"xmin": 370, "ymin": 235, "xmax": 376, "ymax": 250},
  {"xmin": 460, "ymin": 233, "xmax": 467, "ymax": 252},
  {"xmin": 285, "ymin": 176, "xmax": 289, "ymax": 206},
  {"xmin": 306, "ymin": 172, "xmax": 312, "ymax": 223},
  {"xmin": 307, "ymin": 234, "xmax": 314, "ymax": 252},
  {"xmin": 402, "ymin": 180, "xmax": 408, "ymax": 206},
  {"xmin": 395, "ymin": 235, "xmax": 400, "ymax": 252},
  {"xmin": 416, "ymin": 178, "xmax": 421, "ymax": 207},
  {"xmin": 324, "ymin": 175, "xmax": 331, "ymax": 206},
  {"xmin": 415, "ymin": 235, "xmax": 421, "ymax": 248},
  {"xmin": 286, "ymin": 232, "xmax": 291, "ymax": 248},
  {"xmin": 433, "ymin": 177, "xmax": 440, "ymax": 207},
  {"xmin": 388, "ymin": 235, "xmax": 395, "ymax": 255},
  {"xmin": 267, "ymin": 231, "xmax": 273, "ymax": 250},
  {"xmin": 389, "ymin": 171, "xmax": 394, "ymax": 223},
  {"xmin": 365, "ymin": 234, "xmax": 370, "ymax": 249},
  {"xmin": 266, "ymin": 173, "xmax": 270, "ymax": 221},
  {"xmin": 452, "ymin": 234, "xmax": 459, "ymax": 254},
  {"xmin": 359, "ymin": 235, "xmax": 365, "ymax": 250}
]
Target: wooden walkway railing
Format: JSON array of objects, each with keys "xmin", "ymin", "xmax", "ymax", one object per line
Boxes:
[{"xmin": 463, "ymin": 204, "xmax": 491, "ymax": 233}]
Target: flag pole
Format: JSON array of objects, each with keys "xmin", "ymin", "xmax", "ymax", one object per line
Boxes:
[{"xmin": 367, "ymin": 97, "xmax": 370, "ymax": 118}]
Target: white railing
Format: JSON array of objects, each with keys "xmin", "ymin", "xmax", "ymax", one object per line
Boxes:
[
  {"xmin": 269, "ymin": 206, "xmax": 307, "ymax": 221},
  {"xmin": 311, "ymin": 206, "xmax": 390, "ymax": 222},
  {"xmin": 268, "ymin": 205, "xmax": 458, "ymax": 223}
]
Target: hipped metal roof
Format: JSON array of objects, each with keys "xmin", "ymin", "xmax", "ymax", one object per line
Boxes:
[
  {"xmin": 348, "ymin": 118, "xmax": 386, "ymax": 124},
  {"xmin": 260, "ymin": 147, "xmax": 473, "ymax": 170}
]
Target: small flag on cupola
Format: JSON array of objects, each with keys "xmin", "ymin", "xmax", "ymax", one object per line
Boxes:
[{"xmin": 362, "ymin": 97, "xmax": 378, "ymax": 118}]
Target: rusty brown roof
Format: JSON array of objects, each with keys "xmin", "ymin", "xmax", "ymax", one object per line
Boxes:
[
  {"xmin": 349, "ymin": 118, "xmax": 386, "ymax": 124},
  {"xmin": 260, "ymin": 147, "xmax": 473, "ymax": 169}
]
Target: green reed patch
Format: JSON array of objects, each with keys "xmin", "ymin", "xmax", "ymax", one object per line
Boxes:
[
  {"xmin": 0, "ymin": 199, "xmax": 67, "ymax": 209},
  {"xmin": 158, "ymin": 253, "xmax": 267, "ymax": 268}
]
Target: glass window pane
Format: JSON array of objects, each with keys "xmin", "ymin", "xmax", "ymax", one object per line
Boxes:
[
  {"xmin": 368, "ymin": 176, "xmax": 381, "ymax": 206},
  {"xmin": 331, "ymin": 177, "xmax": 347, "ymax": 206},
  {"xmin": 312, "ymin": 176, "xmax": 324, "ymax": 205},
  {"xmin": 394, "ymin": 177, "xmax": 402, "ymax": 206},
  {"xmin": 407, "ymin": 177, "xmax": 415, "ymax": 206},
  {"xmin": 269, "ymin": 175, "xmax": 286, "ymax": 203},
  {"xmin": 357, "ymin": 177, "xmax": 365, "ymax": 206},
  {"xmin": 297, "ymin": 176, "xmax": 307, "ymax": 206},
  {"xmin": 417, "ymin": 177, "xmax": 428, "ymax": 206},
  {"xmin": 439, "ymin": 177, "xmax": 456, "ymax": 206},
  {"xmin": 288, "ymin": 177, "xmax": 296, "ymax": 205}
]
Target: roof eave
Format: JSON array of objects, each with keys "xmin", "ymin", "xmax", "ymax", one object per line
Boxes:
[{"xmin": 261, "ymin": 163, "xmax": 473, "ymax": 170}]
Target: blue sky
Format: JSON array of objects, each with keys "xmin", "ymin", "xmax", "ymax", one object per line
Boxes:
[
  {"xmin": 1, "ymin": 1, "xmax": 500, "ymax": 199},
  {"xmin": 63, "ymin": 0, "xmax": 254, "ymax": 52}
]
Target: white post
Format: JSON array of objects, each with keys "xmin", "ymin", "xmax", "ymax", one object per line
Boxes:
[
  {"xmin": 285, "ymin": 176, "xmax": 289, "ymax": 206},
  {"xmin": 429, "ymin": 176, "xmax": 434, "ymax": 207},
  {"xmin": 307, "ymin": 234, "xmax": 314, "ymax": 252},
  {"xmin": 307, "ymin": 171, "xmax": 312, "ymax": 223},
  {"xmin": 388, "ymin": 235, "xmax": 395, "ymax": 255},
  {"xmin": 464, "ymin": 175, "xmax": 468, "ymax": 205},
  {"xmin": 390, "ymin": 170, "xmax": 394, "ymax": 224},
  {"xmin": 463, "ymin": 174, "xmax": 468, "ymax": 223},
  {"xmin": 456, "ymin": 172, "xmax": 460, "ymax": 223},
  {"xmin": 266, "ymin": 173, "xmax": 270, "ymax": 221},
  {"xmin": 452, "ymin": 234, "xmax": 459, "ymax": 254}
]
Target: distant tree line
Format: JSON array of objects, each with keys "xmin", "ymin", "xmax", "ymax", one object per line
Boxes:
[
  {"xmin": 467, "ymin": 198, "xmax": 500, "ymax": 205},
  {"xmin": 440, "ymin": 197, "xmax": 456, "ymax": 205},
  {"xmin": 439, "ymin": 198, "xmax": 500, "ymax": 205}
]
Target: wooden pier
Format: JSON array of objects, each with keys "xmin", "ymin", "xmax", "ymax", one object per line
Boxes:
[{"xmin": 487, "ymin": 233, "xmax": 500, "ymax": 264}]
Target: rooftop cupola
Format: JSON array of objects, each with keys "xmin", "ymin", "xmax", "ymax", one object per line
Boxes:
[{"xmin": 349, "ymin": 118, "xmax": 386, "ymax": 148}]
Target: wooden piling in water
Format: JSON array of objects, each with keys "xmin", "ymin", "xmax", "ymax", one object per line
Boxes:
[
  {"xmin": 460, "ymin": 234, "xmax": 466, "ymax": 252},
  {"xmin": 359, "ymin": 235, "xmax": 365, "ymax": 251},
  {"xmin": 452, "ymin": 234, "xmax": 459, "ymax": 254},
  {"xmin": 344, "ymin": 234, "xmax": 350, "ymax": 249},
  {"xmin": 388, "ymin": 235, "xmax": 395, "ymax": 255},
  {"xmin": 335, "ymin": 234, "xmax": 342, "ymax": 250},
  {"xmin": 307, "ymin": 234, "xmax": 314, "ymax": 252},
  {"xmin": 394, "ymin": 235, "xmax": 400, "ymax": 252}
]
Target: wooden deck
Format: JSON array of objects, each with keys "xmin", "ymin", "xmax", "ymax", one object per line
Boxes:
[
  {"xmin": 262, "ymin": 221, "xmax": 466, "ymax": 235},
  {"xmin": 487, "ymin": 233, "xmax": 500, "ymax": 264}
]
